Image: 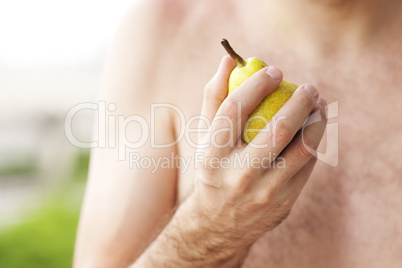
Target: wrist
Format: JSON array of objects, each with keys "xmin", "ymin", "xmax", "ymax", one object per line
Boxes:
[
  {"xmin": 133, "ymin": 194, "xmax": 249, "ymax": 268},
  {"xmin": 170, "ymin": 194, "xmax": 247, "ymax": 265}
]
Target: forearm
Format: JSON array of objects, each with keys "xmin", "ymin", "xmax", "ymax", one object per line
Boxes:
[{"xmin": 131, "ymin": 196, "xmax": 249, "ymax": 268}]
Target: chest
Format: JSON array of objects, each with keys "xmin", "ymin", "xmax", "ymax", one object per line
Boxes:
[
  {"xmin": 175, "ymin": 56, "xmax": 402, "ymax": 195},
  {"xmin": 173, "ymin": 60, "xmax": 402, "ymax": 265},
  {"xmin": 246, "ymin": 68, "xmax": 402, "ymax": 266}
]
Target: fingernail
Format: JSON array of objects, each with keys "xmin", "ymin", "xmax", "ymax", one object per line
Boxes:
[
  {"xmin": 303, "ymin": 84, "xmax": 318, "ymax": 100},
  {"xmin": 317, "ymin": 98, "xmax": 327, "ymax": 107},
  {"xmin": 265, "ymin": 66, "xmax": 282, "ymax": 80}
]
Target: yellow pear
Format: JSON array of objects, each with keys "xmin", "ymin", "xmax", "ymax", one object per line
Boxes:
[{"xmin": 221, "ymin": 38, "xmax": 298, "ymax": 143}]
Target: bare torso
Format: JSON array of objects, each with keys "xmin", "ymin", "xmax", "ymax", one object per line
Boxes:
[
  {"xmin": 160, "ymin": 1, "xmax": 402, "ymax": 266},
  {"xmin": 73, "ymin": 1, "xmax": 402, "ymax": 266}
]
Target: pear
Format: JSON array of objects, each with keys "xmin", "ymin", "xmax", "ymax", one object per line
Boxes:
[{"xmin": 221, "ymin": 38, "xmax": 298, "ymax": 143}]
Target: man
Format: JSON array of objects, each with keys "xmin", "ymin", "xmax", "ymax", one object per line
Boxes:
[{"xmin": 74, "ymin": 0, "xmax": 402, "ymax": 267}]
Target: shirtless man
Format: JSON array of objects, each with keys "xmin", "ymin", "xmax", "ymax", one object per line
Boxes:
[{"xmin": 74, "ymin": 0, "xmax": 402, "ymax": 267}]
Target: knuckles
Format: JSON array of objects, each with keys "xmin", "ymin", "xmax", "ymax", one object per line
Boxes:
[
  {"xmin": 220, "ymin": 99, "xmax": 240, "ymax": 119},
  {"xmin": 273, "ymin": 119, "xmax": 293, "ymax": 146},
  {"xmin": 203, "ymin": 79, "xmax": 216, "ymax": 98},
  {"xmin": 297, "ymin": 135, "xmax": 316, "ymax": 158},
  {"xmin": 296, "ymin": 88, "xmax": 316, "ymax": 109},
  {"xmin": 224, "ymin": 169, "xmax": 253, "ymax": 203},
  {"xmin": 203, "ymin": 88, "xmax": 220, "ymax": 104},
  {"xmin": 244, "ymin": 71, "xmax": 281, "ymax": 97},
  {"xmin": 203, "ymin": 78, "xmax": 227, "ymax": 104}
]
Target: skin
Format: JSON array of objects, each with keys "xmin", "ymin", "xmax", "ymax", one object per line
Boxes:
[{"xmin": 74, "ymin": 0, "xmax": 402, "ymax": 267}]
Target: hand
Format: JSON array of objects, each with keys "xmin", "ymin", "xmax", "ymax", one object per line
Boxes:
[
  {"xmin": 132, "ymin": 56, "xmax": 327, "ymax": 268},
  {"xmin": 189, "ymin": 55, "xmax": 327, "ymax": 257}
]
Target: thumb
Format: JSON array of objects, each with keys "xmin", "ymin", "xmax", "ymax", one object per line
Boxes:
[{"xmin": 198, "ymin": 55, "xmax": 236, "ymax": 141}]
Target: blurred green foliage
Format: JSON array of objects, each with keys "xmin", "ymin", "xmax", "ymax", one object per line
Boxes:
[
  {"xmin": 72, "ymin": 150, "xmax": 90, "ymax": 181},
  {"xmin": 0, "ymin": 157, "xmax": 37, "ymax": 178},
  {"xmin": 0, "ymin": 201, "xmax": 80, "ymax": 268},
  {"xmin": 0, "ymin": 149, "xmax": 90, "ymax": 268}
]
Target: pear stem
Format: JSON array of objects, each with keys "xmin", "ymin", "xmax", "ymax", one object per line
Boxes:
[{"xmin": 221, "ymin": 38, "xmax": 246, "ymax": 67}]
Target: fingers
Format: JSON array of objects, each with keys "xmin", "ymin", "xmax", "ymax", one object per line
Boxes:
[
  {"xmin": 268, "ymin": 100, "xmax": 327, "ymax": 186},
  {"xmin": 208, "ymin": 66, "xmax": 283, "ymax": 152},
  {"xmin": 287, "ymin": 157, "xmax": 317, "ymax": 197},
  {"xmin": 245, "ymin": 84, "xmax": 320, "ymax": 159},
  {"xmin": 200, "ymin": 56, "xmax": 237, "ymax": 123}
]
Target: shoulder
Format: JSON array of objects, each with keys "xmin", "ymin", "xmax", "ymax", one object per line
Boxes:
[
  {"xmin": 101, "ymin": 0, "xmax": 201, "ymax": 99},
  {"xmin": 101, "ymin": 0, "xmax": 238, "ymax": 106},
  {"xmin": 115, "ymin": 0, "xmax": 196, "ymax": 48},
  {"xmin": 116, "ymin": 0, "xmax": 237, "ymax": 56}
]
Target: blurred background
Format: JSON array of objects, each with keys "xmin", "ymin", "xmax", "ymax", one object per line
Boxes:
[{"xmin": 0, "ymin": 0, "xmax": 135, "ymax": 267}]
